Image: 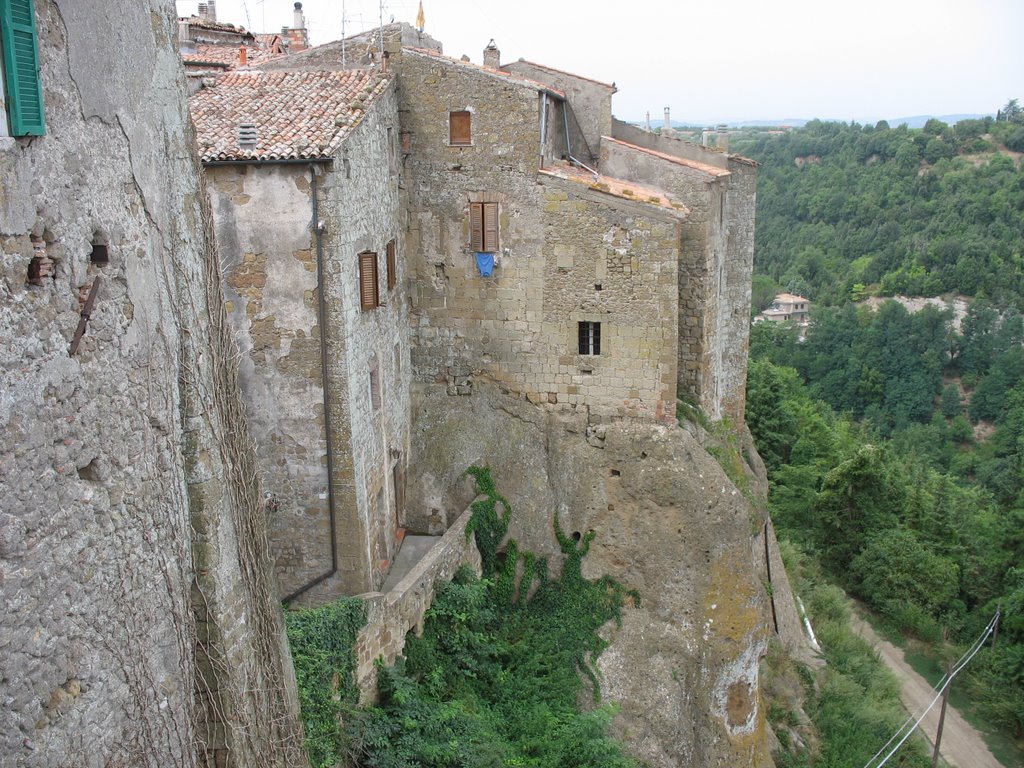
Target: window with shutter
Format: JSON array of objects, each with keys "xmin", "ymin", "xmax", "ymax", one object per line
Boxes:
[
  {"xmin": 449, "ymin": 110, "xmax": 471, "ymax": 146},
  {"xmin": 386, "ymin": 239, "xmax": 397, "ymax": 290},
  {"xmin": 1, "ymin": 0, "xmax": 45, "ymax": 136},
  {"xmin": 469, "ymin": 202, "xmax": 498, "ymax": 253},
  {"xmin": 358, "ymin": 251, "xmax": 379, "ymax": 310}
]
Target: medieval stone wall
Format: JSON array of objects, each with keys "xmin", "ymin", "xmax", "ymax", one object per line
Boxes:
[
  {"xmin": 353, "ymin": 504, "xmax": 481, "ymax": 699},
  {"xmin": 536, "ymin": 175, "xmax": 682, "ymax": 421},
  {"xmin": 398, "ymin": 49, "xmax": 684, "ymax": 438},
  {"xmin": 501, "ymin": 59, "xmax": 614, "ymax": 161},
  {"xmin": 610, "ymin": 119, "xmax": 757, "ymax": 423},
  {"xmin": 207, "ymin": 163, "xmax": 329, "ymax": 597},
  {"xmin": 0, "ymin": 2, "xmax": 304, "ymax": 766},
  {"xmin": 308, "ymin": 81, "xmax": 409, "ymax": 599}
]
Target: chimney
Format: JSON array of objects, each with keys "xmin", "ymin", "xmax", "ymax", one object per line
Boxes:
[
  {"xmin": 207, "ymin": 0, "xmax": 216, "ymax": 21},
  {"xmin": 717, "ymin": 124, "xmax": 729, "ymax": 152},
  {"xmin": 239, "ymin": 45, "xmax": 248, "ymax": 66},
  {"xmin": 663, "ymin": 107, "xmax": 671, "ymax": 131},
  {"xmin": 197, "ymin": 2, "xmax": 208, "ymax": 19},
  {"xmin": 483, "ymin": 39, "xmax": 500, "ymax": 69},
  {"xmin": 645, "ymin": 111, "xmax": 651, "ymax": 131},
  {"xmin": 286, "ymin": 2, "xmax": 309, "ymax": 52}
]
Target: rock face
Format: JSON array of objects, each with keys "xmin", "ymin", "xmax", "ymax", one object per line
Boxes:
[
  {"xmin": 0, "ymin": 2, "xmax": 304, "ymax": 766},
  {"xmin": 408, "ymin": 382, "xmax": 775, "ymax": 767}
]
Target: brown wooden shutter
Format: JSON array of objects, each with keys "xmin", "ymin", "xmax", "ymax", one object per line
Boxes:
[
  {"xmin": 450, "ymin": 110, "xmax": 471, "ymax": 145},
  {"xmin": 470, "ymin": 203, "xmax": 483, "ymax": 252},
  {"xmin": 386, "ymin": 240, "xmax": 397, "ymax": 289},
  {"xmin": 482, "ymin": 202, "xmax": 499, "ymax": 252},
  {"xmin": 359, "ymin": 251, "xmax": 378, "ymax": 310}
]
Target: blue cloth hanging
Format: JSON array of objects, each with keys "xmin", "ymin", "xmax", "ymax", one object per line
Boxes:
[{"xmin": 476, "ymin": 252, "xmax": 494, "ymax": 277}]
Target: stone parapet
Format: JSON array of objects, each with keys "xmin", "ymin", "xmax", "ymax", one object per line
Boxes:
[{"xmin": 353, "ymin": 503, "xmax": 482, "ymax": 699}]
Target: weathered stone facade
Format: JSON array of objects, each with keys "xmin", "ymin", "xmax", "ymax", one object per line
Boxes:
[
  {"xmin": 610, "ymin": 119, "xmax": 757, "ymax": 423},
  {"xmin": 201, "ymin": 79, "xmax": 409, "ymax": 601},
  {"xmin": 1, "ymin": 2, "xmax": 303, "ymax": 767}
]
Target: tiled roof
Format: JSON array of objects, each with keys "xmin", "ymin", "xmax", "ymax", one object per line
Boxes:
[
  {"xmin": 539, "ymin": 163, "xmax": 687, "ymax": 215},
  {"xmin": 180, "ymin": 15, "xmax": 253, "ymax": 37},
  {"xmin": 602, "ymin": 136, "xmax": 732, "ymax": 178},
  {"xmin": 502, "ymin": 59, "xmax": 616, "ymax": 92},
  {"xmin": 404, "ymin": 48, "xmax": 566, "ymax": 99},
  {"xmin": 189, "ymin": 69, "xmax": 391, "ymax": 162},
  {"xmin": 182, "ymin": 41, "xmax": 287, "ymax": 69}
]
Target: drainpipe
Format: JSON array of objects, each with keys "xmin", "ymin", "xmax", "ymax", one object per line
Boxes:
[
  {"xmin": 282, "ymin": 164, "xmax": 338, "ymax": 605},
  {"xmin": 563, "ymin": 102, "xmax": 598, "ymax": 179},
  {"xmin": 539, "ymin": 92, "xmax": 547, "ymax": 168}
]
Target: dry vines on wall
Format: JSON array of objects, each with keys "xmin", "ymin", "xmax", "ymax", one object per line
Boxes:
[{"xmin": 178, "ymin": 173, "xmax": 308, "ymax": 768}]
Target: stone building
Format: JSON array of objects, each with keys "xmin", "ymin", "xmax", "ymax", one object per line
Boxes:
[
  {"xmin": 186, "ymin": 23, "xmax": 758, "ymax": 596},
  {"xmin": 190, "ymin": 68, "xmax": 409, "ymax": 602}
]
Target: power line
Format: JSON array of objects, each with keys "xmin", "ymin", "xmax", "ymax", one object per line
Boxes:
[{"xmin": 862, "ymin": 610, "xmax": 999, "ymax": 768}]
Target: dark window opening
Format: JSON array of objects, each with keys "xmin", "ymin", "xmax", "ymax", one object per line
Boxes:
[
  {"xmin": 594, "ymin": 283, "xmax": 603, "ymax": 291},
  {"xmin": 578, "ymin": 321, "xmax": 601, "ymax": 355},
  {"xmin": 386, "ymin": 239, "xmax": 397, "ymax": 290},
  {"xmin": 90, "ymin": 243, "xmax": 109, "ymax": 265}
]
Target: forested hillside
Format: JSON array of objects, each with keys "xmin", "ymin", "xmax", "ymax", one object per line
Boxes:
[
  {"xmin": 739, "ymin": 103, "xmax": 1024, "ymax": 765},
  {"xmin": 732, "ymin": 106, "xmax": 1024, "ymax": 307}
]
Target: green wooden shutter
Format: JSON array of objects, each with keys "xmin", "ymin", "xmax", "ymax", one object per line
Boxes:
[{"xmin": 1, "ymin": 0, "xmax": 45, "ymax": 136}]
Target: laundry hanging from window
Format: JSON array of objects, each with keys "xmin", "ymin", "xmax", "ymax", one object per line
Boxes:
[{"xmin": 475, "ymin": 252, "xmax": 494, "ymax": 277}]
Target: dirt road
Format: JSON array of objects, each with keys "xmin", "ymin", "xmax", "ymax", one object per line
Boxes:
[{"xmin": 850, "ymin": 614, "xmax": 1004, "ymax": 768}]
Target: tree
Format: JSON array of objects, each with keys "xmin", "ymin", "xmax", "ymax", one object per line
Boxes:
[
  {"xmin": 998, "ymin": 98, "xmax": 1022, "ymax": 123},
  {"xmin": 813, "ymin": 444, "xmax": 904, "ymax": 572},
  {"xmin": 941, "ymin": 383, "xmax": 962, "ymax": 418}
]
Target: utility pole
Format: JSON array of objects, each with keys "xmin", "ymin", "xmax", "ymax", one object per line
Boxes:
[
  {"xmin": 931, "ymin": 629, "xmax": 954, "ymax": 768},
  {"xmin": 931, "ymin": 663, "xmax": 953, "ymax": 768}
]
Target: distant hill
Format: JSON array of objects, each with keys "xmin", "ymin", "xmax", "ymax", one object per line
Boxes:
[{"xmin": 627, "ymin": 115, "xmax": 993, "ymax": 130}]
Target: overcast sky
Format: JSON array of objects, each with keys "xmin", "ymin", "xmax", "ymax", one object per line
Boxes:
[{"xmin": 176, "ymin": 0, "xmax": 1024, "ymax": 125}]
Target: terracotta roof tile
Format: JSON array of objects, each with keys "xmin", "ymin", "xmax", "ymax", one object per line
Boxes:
[
  {"xmin": 189, "ymin": 69, "xmax": 391, "ymax": 163},
  {"xmin": 183, "ymin": 41, "xmax": 287, "ymax": 69},
  {"xmin": 179, "ymin": 15, "xmax": 253, "ymax": 37},
  {"xmin": 602, "ymin": 136, "xmax": 732, "ymax": 178},
  {"xmin": 539, "ymin": 163, "xmax": 687, "ymax": 215}
]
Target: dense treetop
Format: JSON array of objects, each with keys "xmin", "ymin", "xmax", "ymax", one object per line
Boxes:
[{"xmin": 732, "ymin": 111, "xmax": 1024, "ymax": 307}]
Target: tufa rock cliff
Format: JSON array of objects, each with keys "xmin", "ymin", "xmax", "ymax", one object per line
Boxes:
[{"xmin": 407, "ymin": 381, "xmax": 785, "ymax": 767}]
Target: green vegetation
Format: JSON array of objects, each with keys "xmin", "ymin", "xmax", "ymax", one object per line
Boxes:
[
  {"xmin": 289, "ymin": 467, "xmax": 640, "ymax": 768},
  {"xmin": 731, "ymin": 113, "xmax": 1024, "ymax": 307},
  {"xmin": 771, "ymin": 547, "xmax": 931, "ymax": 768},
  {"xmin": 285, "ymin": 597, "xmax": 368, "ymax": 768},
  {"xmin": 747, "ymin": 326, "xmax": 1024, "ymax": 756}
]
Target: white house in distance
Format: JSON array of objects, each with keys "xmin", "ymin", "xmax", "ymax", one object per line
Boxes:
[{"xmin": 759, "ymin": 292, "xmax": 811, "ymax": 325}]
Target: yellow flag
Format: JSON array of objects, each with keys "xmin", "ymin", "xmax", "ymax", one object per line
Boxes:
[{"xmin": 415, "ymin": 1, "xmax": 425, "ymax": 31}]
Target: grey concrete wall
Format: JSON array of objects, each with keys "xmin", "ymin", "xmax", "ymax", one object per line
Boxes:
[{"xmin": 0, "ymin": 2, "xmax": 304, "ymax": 767}]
